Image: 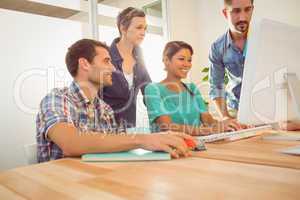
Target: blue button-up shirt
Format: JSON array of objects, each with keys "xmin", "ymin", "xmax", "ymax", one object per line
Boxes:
[
  {"xmin": 209, "ymin": 30, "xmax": 247, "ymax": 109},
  {"xmin": 102, "ymin": 38, "xmax": 151, "ymax": 127}
]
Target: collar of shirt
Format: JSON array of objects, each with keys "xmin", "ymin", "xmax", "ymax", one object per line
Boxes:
[
  {"xmin": 110, "ymin": 38, "xmax": 123, "ymax": 65},
  {"xmin": 69, "ymin": 81, "xmax": 101, "ymax": 107},
  {"xmin": 225, "ymin": 30, "xmax": 248, "ymax": 58},
  {"xmin": 226, "ymin": 30, "xmax": 236, "ymax": 49}
]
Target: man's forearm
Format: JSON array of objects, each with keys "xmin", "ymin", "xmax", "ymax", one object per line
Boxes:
[
  {"xmin": 213, "ymin": 97, "xmax": 231, "ymax": 119},
  {"xmin": 48, "ymin": 123, "xmax": 145, "ymax": 156},
  {"xmin": 68, "ymin": 132, "xmax": 144, "ymax": 156}
]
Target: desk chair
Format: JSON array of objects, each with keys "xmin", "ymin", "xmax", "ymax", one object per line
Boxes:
[{"xmin": 23, "ymin": 143, "xmax": 37, "ymax": 164}]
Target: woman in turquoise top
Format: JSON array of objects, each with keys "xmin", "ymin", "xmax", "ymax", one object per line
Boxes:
[{"xmin": 145, "ymin": 41, "xmax": 243, "ymax": 135}]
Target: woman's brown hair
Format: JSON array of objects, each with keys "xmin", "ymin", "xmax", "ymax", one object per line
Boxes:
[
  {"xmin": 163, "ymin": 41, "xmax": 194, "ymax": 61},
  {"xmin": 117, "ymin": 7, "xmax": 145, "ymax": 35}
]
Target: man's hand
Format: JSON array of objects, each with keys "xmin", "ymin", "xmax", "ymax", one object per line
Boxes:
[
  {"xmin": 279, "ymin": 121, "xmax": 300, "ymax": 131},
  {"xmin": 213, "ymin": 97, "xmax": 233, "ymax": 120},
  {"xmin": 212, "ymin": 119, "xmax": 248, "ymax": 133},
  {"xmin": 137, "ymin": 131, "xmax": 196, "ymax": 158}
]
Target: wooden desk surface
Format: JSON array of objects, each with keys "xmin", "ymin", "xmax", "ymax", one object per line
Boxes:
[
  {"xmin": 0, "ymin": 158, "xmax": 300, "ymax": 200},
  {"xmin": 196, "ymin": 131, "xmax": 300, "ymax": 169}
]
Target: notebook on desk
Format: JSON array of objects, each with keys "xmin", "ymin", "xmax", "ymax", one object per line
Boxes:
[
  {"xmin": 279, "ymin": 145, "xmax": 300, "ymax": 156},
  {"xmin": 81, "ymin": 149, "xmax": 171, "ymax": 162}
]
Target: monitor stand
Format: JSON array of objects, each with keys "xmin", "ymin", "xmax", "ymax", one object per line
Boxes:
[{"xmin": 284, "ymin": 73, "xmax": 300, "ymax": 120}]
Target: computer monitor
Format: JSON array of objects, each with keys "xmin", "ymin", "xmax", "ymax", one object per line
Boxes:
[{"xmin": 237, "ymin": 19, "xmax": 300, "ymax": 126}]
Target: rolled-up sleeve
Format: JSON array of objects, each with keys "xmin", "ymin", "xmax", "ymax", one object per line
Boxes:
[
  {"xmin": 209, "ymin": 43, "xmax": 226, "ymax": 100},
  {"xmin": 37, "ymin": 92, "xmax": 73, "ymax": 141}
]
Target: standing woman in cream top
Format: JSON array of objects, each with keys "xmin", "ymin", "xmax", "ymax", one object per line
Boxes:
[{"xmin": 102, "ymin": 7, "xmax": 151, "ymax": 128}]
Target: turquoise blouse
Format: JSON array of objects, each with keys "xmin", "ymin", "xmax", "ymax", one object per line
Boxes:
[{"xmin": 144, "ymin": 82, "xmax": 207, "ymax": 131}]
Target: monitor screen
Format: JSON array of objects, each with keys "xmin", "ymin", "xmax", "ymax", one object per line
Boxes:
[{"xmin": 238, "ymin": 19, "xmax": 300, "ymax": 125}]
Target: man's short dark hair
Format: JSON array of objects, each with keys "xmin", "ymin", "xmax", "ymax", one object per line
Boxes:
[
  {"xmin": 224, "ymin": 0, "xmax": 254, "ymax": 6},
  {"xmin": 65, "ymin": 39, "xmax": 109, "ymax": 77}
]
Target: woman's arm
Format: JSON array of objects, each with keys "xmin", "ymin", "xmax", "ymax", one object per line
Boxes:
[
  {"xmin": 200, "ymin": 112, "xmax": 218, "ymax": 125},
  {"xmin": 201, "ymin": 112, "xmax": 244, "ymax": 132},
  {"xmin": 154, "ymin": 115, "xmax": 212, "ymax": 136}
]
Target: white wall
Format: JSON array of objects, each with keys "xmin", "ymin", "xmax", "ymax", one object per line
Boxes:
[
  {"xmin": 167, "ymin": 0, "xmax": 201, "ymax": 82},
  {"xmin": 0, "ymin": 9, "xmax": 81, "ymax": 170}
]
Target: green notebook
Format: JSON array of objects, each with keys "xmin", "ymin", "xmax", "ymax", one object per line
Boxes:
[{"xmin": 81, "ymin": 149, "xmax": 171, "ymax": 162}]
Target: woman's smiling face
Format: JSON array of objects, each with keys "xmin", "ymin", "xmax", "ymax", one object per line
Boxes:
[{"xmin": 165, "ymin": 48, "xmax": 193, "ymax": 79}]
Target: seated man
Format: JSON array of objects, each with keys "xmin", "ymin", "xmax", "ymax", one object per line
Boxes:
[{"xmin": 36, "ymin": 39, "xmax": 194, "ymax": 162}]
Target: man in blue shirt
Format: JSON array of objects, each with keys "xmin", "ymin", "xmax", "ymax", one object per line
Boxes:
[{"xmin": 209, "ymin": 0, "xmax": 254, "ymax": 119}]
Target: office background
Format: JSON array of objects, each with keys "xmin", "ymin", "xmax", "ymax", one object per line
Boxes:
[{"xmin": 0, "ymin": 0, "xmax": 299, "ymax": 171}]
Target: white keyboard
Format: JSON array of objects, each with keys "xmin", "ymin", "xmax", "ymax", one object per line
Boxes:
[{"xmin": 195, "ymin": 125, "xmax": 272, "ymax": 143}]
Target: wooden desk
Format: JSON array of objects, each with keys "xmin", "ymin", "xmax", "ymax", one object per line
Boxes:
[
  {"xmin": 0, "ymin": 158, "xmax": 300, "ymax": 200},
  {"xmin": 196, "ymin": 131, "xmax": 300, "ymax": 169}
]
